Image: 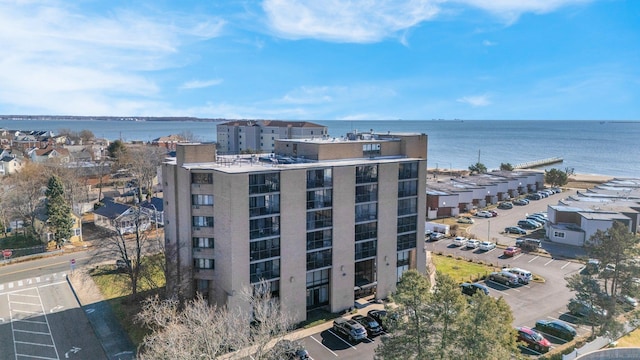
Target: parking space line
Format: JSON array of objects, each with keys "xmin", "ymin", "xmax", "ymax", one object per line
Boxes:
[
  {"xmin": 310, "ymin": 335, "xmax": 338, "ymax": 357},
  {"xmin": 561, "ymin": 262, "xmax": 571, "ymax": 269},
  {"xmin": 544, "ymin": 259, "xmax": 555, "ymax": 266},
  {"xmin": 514, "ymin": 254, "xmax": 524, "ymax": 260},
  {"xmin": 14, "ymin": 340, "xmax": 56, "ymax": 347},
  {"xmin": 535, "ymin": 330, "xmax": 568, "ymax": 344},
  {"xmin": 15, "ymin": 319, "xmax": 47, "ymax": 325},
  {"xmin": 327, "ymin": 329, "xmax": 358, "ymax": 350},
  {"xmin": 528, "ymin": 256, "xmax": 540, "ymax": 263},
  {"xmin": 14, "ymin": 329, "xmax": 52, "ymax": 335}
]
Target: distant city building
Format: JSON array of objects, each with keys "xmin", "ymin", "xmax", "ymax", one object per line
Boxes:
[
  {"xmin": 151, "ymin": 134, "xmax": 189, "ymax": 151},
  {"xmin": 216, "ymin": 120, "xmax": 328, "ymax": 154},
  {"xmin": 163, "ymin": 131, "xmax": 427, "ymax": 323}
]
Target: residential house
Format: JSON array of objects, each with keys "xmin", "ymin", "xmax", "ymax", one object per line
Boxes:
[
  {"xmin": 29, "ymin": 146, "xmax": 71, "ymax": 164},
  {"xmin": 33, "ymin": 210, "xmax": 83, "ymax": 244},
  {"xmin": 140, "ymin": 197, "xmax": 164, "ymax": 226},
  {"xmin": 93, "ymin": 198, "xmax": 151, "ymax": 234},
  {"xmin": 151, "ymin": 134, "xmax": 188, "ymax": 151},
  {"xmin": 0, "ymin": 154, "xmax": 23, "ymax": 176}
]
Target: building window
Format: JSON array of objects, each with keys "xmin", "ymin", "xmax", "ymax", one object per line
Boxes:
[
  {"xmin": 356, "ymin": 165, "xmax": 378, "ymax": 184},
  {"xmin": 397, "ymin": 216, "xmax": 417, "ymax": 234},
  {"xmin": 355, "ymin": 259, "xmax": 376, "ymax": 287},
  {"xmin": 307, "ymin": 269, "xmax": 330, "ymax": 287},
  {"xmin": 355, "ymin": 240, "xmax": 376, "ymax": 260},
  {"xmin": 554, "ymin": 231, "xmax": 566, "ymax": 238},
  {"xmin": 194, "ymin": 258, "xmax": 214, "ymax": 269},
  {"xmin": 355, "ymin": 184, "xmax": 378, "ymax": 203},
  {"xmin": 250, "ymin": 238, "xmax": 280, "ymax": 261},
  {"xmin": 191, "ymin": 173, "xmax": 212, "ymax": 184},
  {"xmin": 355, "ymin": 203, "xmax": 377, "ymax": 222},
  {"xmin": 398, "ymin": 180, "xmax": 418, "ymax": 198},
  {"xmin": 363, "ymin": 143, "xmax": 381, "ymax": 157},
  {"xmin": 195, "ymin": 279, "xmax": 209, "ymax": 298},
  {"xmin": 249, "ymin": 194, "xmax": 280, "ymax": 216},
  {"xmin": 249, "ymin": 172, "xmax": 280, "ymax": 194},
  {"xmin": 355, "ymin": 222, "xmax": 377, "ymax": 241},
  {"xmin": 250, "ymin": 216, "xmax": 280, "ymax": 239},
  {"xmin": 74, "ymin": 228, "xmax": 81, "ymax": 236},
  {"xmin": 397, "ymin": 233, "xmax": 416, "ymax": 251},
  {"xmin": 397, "ymin": 251, "xmax": 410, "ymax": 282},
  {"xmin": 193, "ymin": 237, "xmax": 214, "ymax": 248},
  {"xmin": 307, "ymin": 249, "xmax": 332, "ymax": 270},
  {"xmin": 307, "ymin": 168, "xmax": 332, "ymax": 189},
  {"xmin": 306, "ymin": 209, "xmax": 332, "ymax": 230},
  {"xmin": 192, "ymin": 216, "xmax": 214, "ymax": 227},
  {"xmin": 307, "ymin": 189, "xmax": 332, "ymax": 209},
  {"xmin": 399, "ymin": 162, "xmax": 419, "ymax": 179},
  {"xmin": 250, "ymin": 259, "xmax": 280, "ymax": 283},
  {"xmin": 307, "ymin": 229, "xmax": 332, "ymax": 250},
  {"xmin": 192, "ymin": 194, "xmax": 213, "ymax": 206},
  {"xmin": 307, "ymin": 270, "xmax": 330, "ymax": 309},
  {"xmin": 397, "ymin": 198, "xmax": 417, "ymax": 216}
]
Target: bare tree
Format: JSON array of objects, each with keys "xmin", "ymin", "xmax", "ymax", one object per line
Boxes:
[
  {"xmin": 120, "ymin": 145, "xmax": 166, "ymax": 202},
  {"xmin": 106, "ymin": 206, "xmax": 151, "ymax": 297},
  {"xmin": 135, "ymin": 280, "xmax": 295, "ymax": 360},
  {"xmin": 5, "ymin": 162, "xmax": 48, "ymax": 237}
]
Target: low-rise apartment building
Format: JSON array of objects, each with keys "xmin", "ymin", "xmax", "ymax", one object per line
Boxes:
[
  {"xmin": 216, "ymin": 120, "xmax": 328, "ymax": 154},
  {"xmin": 163, "ymin": 132, "xmax": 427, "ymax": 322}
]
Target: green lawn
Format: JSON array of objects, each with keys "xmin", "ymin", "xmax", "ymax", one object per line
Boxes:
[
  {"xmin": 0, "ymin": 232, "xmax": 42, "ymax": 249},
  {"xmin": 432, "ymin": 253, "xmax": 498, "ymax": 283}
]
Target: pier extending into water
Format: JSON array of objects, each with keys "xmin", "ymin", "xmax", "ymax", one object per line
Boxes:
[{"xmin": 514, "ymin": 157, "xmax": 563, "ymax": 169}]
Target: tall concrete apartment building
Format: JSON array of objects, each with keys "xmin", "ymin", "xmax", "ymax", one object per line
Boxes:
[
  {"xmin": 216, "ymin": 120, "xmax": 328, "ymax": 154},
  {"xmin": 163, "ymin": 131, "xmax": 427, "ymax": 322}
]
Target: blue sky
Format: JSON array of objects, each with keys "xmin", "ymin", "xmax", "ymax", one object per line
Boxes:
[{"xmin": 0, "ymin": 0, "xmax": 638, "ymax": 120}]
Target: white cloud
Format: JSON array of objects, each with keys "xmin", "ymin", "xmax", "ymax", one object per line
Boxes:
[
  {"xmin": 482, "ymin": 39, "xmax": 497, "ymax": 46},
  {"xmin": 262, "ymin": 0, "xmax": 440, "ymax": 43},
  {"xmin": 262, "ymin": 0, "xmax": 593, "ymax": 43},
  {"xmin": 180, "ymin": 79, "xmax": 224, "ymax": 90},
  {"xmin": 0, "ymin": 1, "xmax": 224, "ymax": 115},
  {"xmin": 454, "ymin": 0, "xmax": 592, "ymax": 23},
  {"xmin": 457, "ymin": 94, "xmax": 491, "ymax": 107}
]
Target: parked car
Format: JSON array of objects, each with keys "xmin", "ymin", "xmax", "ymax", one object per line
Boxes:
[
  {"xmin": 517, "ymin": 220, "xmax": 539, "ymax": 229},
  {"xmin": 479, "ymin": 241, "xmax": 496, "ymax": 251},
  {"xmin": 568, "ymin": 298, "xmax": 608, "ymax": 319},
  {"xmin": 497, "ymin": 202, "xmax": 513, "ymax": 209},
  {"xmin": 515, "ymin": 238, "xmax": 542, "ymax": 248},
  {"xmin": 505, "ymin": 226, "xmax": 527, "ymax": 235},
  {"xmin": 270, "ymin": 340, "xmax": 310, "ymax": 360},
  {"xmin": 505, "ymin": 267, "xmax": 532, "ymax": 284},
  {"xmin": 332, "ymin": 317, "xmax": 367, "ymax": 343},
  {"xmin": 429, "ymin": 232, "xmax": 446, "ymax": 241},
  {"xmin": 460, "ymin": 282, "xmax": 490, "ymax": 296},
  {"xmin": 526, "ymin": 193, "xmax": 542, "ymax": 201},
  {"xmin": 517, "ymin": 326, "xmax": 551, "ymax": 353},
  {"xmin": 352, "ymin": 315, "xmax": 383, "ymax": 337},
  {"xmin": 489, "ymin": 210, "xmax": 498, "ymax": 217},
  {"xmin": 513, "ymin": 198, "xmax": 529, "ymax": 206},
  {"xmin": 534, "ymin": 320, "xmax": 577, "ymax": 341},
  {"xmin": 466, "ymin": 239, "xmax": 480, "ymax": 249},
  {"xmin": 457, "ymin": 216, "xmax": 474, "ymax": 224},
  {"xmin": 617, "ymin": 295, "xmax": 638, "ymax": 308},
  {"xmin": 503, "ymin": 246, "xmax": 521, "ymax": 257},
  {"xmin": 453, "ymin": 236, "xmax": 468, "ymax": 247},
  {"xmin": 524, "ymin": 218, "xmax": 543, "ymax": 227},
  {"xmin": 583, "ymin": 259, "xmax": 601, "ymax": 274},
  {"xmin": 527, "ymin": 216, "xmax": 546, "ymax": 225},
  {"xmin": 367, "ymin": 309, "xmax": 395, "ymax": 331},
  {"xmin": 475, "ymin": 211, "xmax": 493, "ymax": 218},
  {"xmin": 487, "ymin": 270, "xmax": 519, "ymax": 286}
]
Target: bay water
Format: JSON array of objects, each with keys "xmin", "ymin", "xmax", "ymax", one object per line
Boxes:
[{"xmin": 1, "ymin": 119, "xmax": 638, "ymax": 178}]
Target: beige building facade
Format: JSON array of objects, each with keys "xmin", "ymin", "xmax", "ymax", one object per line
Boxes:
[{"xmin": 163, "ymin": 132, "xmax": 427, "ymax": 323}]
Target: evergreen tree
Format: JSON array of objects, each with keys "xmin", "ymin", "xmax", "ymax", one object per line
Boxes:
[
  {"xmin": 544, "ymin": 168, "xmax": 569, "ymax": 186},
  {"xmin": 45, "ymin": 175, "xmax": 74, "ymax": 248}
]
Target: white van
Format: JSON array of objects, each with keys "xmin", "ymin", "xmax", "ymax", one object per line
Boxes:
[{"xmin": 506, "ymin": 267, "xmax": 532, "ymax": 284}]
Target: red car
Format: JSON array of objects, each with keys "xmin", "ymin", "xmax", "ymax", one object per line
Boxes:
[
  {"xmin": 517, "ymin": 326, "xmax": 551, "ymax": 353},
  {"xmin": 489, "ymin": 210, "xmax": 498, "ymax": 217},
  {"xmin": 503, "ymin": 246, "xmax": 522, "ymax": 257}
]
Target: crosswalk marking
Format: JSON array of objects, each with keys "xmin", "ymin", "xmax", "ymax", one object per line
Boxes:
[{"xmin": 0, "ymin": 273, "xmax": 67, "ymax": 295}]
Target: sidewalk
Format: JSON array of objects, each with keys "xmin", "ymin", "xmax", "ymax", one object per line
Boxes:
[{"xmin": 67, "ymin": 270, "xmax": 136, "ymax": 360}]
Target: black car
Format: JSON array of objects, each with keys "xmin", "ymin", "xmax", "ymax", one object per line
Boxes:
[
  {"xmin": 367, "ymin": 309, "xmax": 393, "ymax": 331},
  {"xmin": 460, "ymin": 282, "xmax": 490, "ymax": 296},
  {"xmin": 270, "ymin": 340, "xmax": 310, "ymax": 360},
  {"xmin": 535, "ymin": 319, "xmax": 577, "ymax": 341},
  {"xmin": 352, "ymin": 314, "xmax": 383, "ymax": 337}
]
